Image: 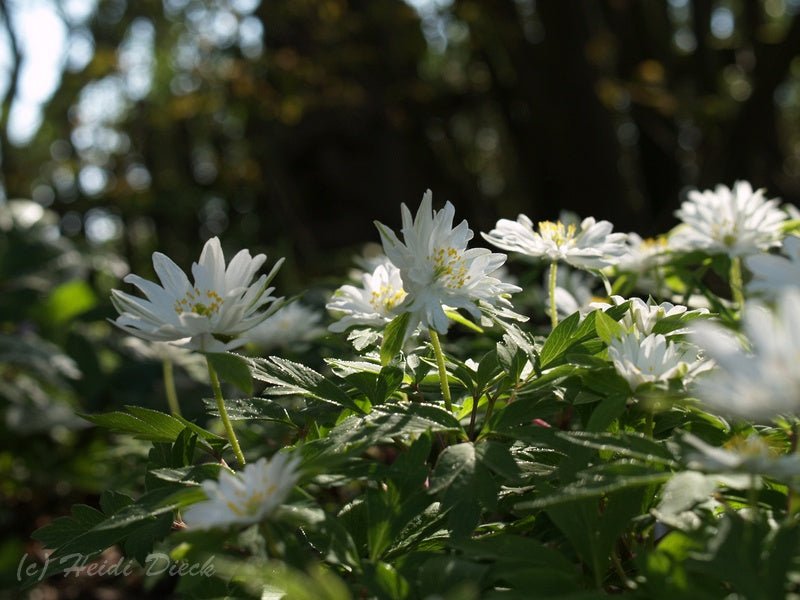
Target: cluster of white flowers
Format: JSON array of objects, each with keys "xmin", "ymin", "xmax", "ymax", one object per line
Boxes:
[
  {"xmin": 109, "ymin": 180, "xmax": 800, "ymax": 530},
  {"xmin": 588, "ymin": 296, "xmax": 710, "ymax": 392},
  {"xmin": 329, "ymin": 190, "xmax": 521, "ymax": 337},
  {"xmin": 608, "ymin": 331, "xmax": 708, "ymax": 391},
  {"xmin": 596, "ymin": 296, "xmax": 709, "ymax": 337}
]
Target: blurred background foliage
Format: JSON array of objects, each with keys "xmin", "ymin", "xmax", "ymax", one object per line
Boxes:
[
  {"xmin": 3, "ymin": 0, "xmax": 800, "ymax": 595},
  {"xmin": 3, "ymin": 0, "xmax": 800, "ymax": 277}
]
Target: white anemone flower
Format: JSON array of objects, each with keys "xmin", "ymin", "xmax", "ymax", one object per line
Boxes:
[
  {"xmin": 594, "ymin": 296, "xmax": 708, "ymax": 337},
  {"xmin": 327, "ymin": 261, "xmax": 407, "ymax": 333},
  {"xmin": 615, "ymin": 233, "xmax": 670, "ymax": 275},
  {"xmin": 683, "ymin": 433, "xmax": 800, "ymax": 482},
  {"xmin": 375, "ymin": 190, "xmax": 521, "ymax": 334},
  {"xmin": 244, "ymin": 302, "xmax": 324, "ymax": 351},
  {"xmin": 482, "ymin": 214, "xmax": 628, "ymax": 270},
  {"xmin": 690, "ymin": 289, "xmax": 800, "ymax": 421},
  {"xmin": 670, "ymin": 181, "xmax": 786, "ymax": 257},
  {"xmin": 111, "ymin": 237, "xmax": 283, "ymax": 353},
  {"xmin": 745, "ymin": 235, "xmax": 800, "ymax": 298},
  {"xmin": 182, "ymin": 454, "xmax": 301, "ymax": 530},
  {"xmin": 609, "ymin": 331, "xmax": 707, "ymax": 391}
]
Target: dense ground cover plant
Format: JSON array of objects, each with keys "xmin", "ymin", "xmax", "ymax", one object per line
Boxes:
[{"xmin": 19, "ymin": 183, "xmax": 800, "ymax": 598}]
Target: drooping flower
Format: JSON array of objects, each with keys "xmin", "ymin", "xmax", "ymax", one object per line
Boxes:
[
  {"xmin": 244, "ymin": 302, "xmax": 324, "ymax": 351},
  {"xmin": 690, "ymin": 288, "xmax": 800, "ymax": 421},
  {"xmin": 745, "ymin": 235, "xmax": 800, "ymax": 299},
  {"xmin": 327, "ymin": 260, "xmax": 407, "ymax": 333},
  {"xmin": 608, "ymin": 331, "xmax": 708, "ymax": 391},
  {"xmin": 670, "ymin": 181, "xmax": 787, "ymax": 257},
  {"xmin": 374, "ymin": 190, "xmax": 521, "ymax": 334},
  {"xmin": 182, "ymin": 454, "xmax": 300, "ymax": 530},
  {"xmin": 482, "ymin": 214, "xmax": 628, "ymax": 270},
  {"xmin": 111, "ymin": 237, "xmax": 283, "ymax": 352}
]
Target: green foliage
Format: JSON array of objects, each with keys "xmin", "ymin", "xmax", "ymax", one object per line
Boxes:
[{"xmin": 10, "ymin": 175, "xmax": 800, "ymax": 600}]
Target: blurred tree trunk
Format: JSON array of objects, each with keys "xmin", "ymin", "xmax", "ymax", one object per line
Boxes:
[{"xmin": 459, "ymin": 0, "xmax": 631, "ymax": 228}]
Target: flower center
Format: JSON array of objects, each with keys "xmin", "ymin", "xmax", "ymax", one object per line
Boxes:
[
  {"xmin": 430, "ymin": 246, "xmax": 470, "ymax": 289},
  {"xmin": 538, "ymin": 221, "xmax": 577, "ymax": 247},
  {"xmin": 174, "ymin": 287, "xmax": 224, "ymax": 316},
  {"xmin": 641, "ymin": 237, "xmax": 667, "ymax": 251},
  {"xmin": 725, "ymin": 435, "xmax": 772, "ymax": 459},
  {"xmin": 370, "ymin": 284, "xmax": 406, "ymax": 311}
]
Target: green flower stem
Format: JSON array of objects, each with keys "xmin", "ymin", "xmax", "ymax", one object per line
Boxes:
[
  {"xmin": 548, "ymin": 261, "xmax": 559, "ymax": 329},
  {"xmin": 206, "ymin": 355, "xmax": 246, "ymax": 467},
  {"xmin": 729, "ymin": 256, "xmax": 745, "ymax": 310},
  {"xmin": 429, "ymin": 328, "xmax": 453, "ymax": 413},
  {"xmin": 481, "ymin": 393, "xmax": 498, "ymax": 437},
  {"xmin": 162, "ymin": 358, "xmax": 181, "ymax": 417},
  {"xmin": 748, "ymin": 474, "xmax": 759, "ymax": 523},
  {"xmin": 259, "ymin": 521, "xmax": 281, "ymax": 558}
]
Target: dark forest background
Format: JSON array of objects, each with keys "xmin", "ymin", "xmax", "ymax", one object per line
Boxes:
[{"xmin": 2, "ymin": 0, "xmax": 800, "ymax": 284}]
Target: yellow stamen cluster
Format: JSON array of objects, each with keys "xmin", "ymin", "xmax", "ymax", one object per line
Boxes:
[
  {"xmin": 707, "ymin": 219, "xmax": 738, "ymax": 247},
  {"xmin": 640, "ymin": 236, "xmax": 668, "ymax": 253},
  {"xmin": 430, "ymin": 246, "xmax": 470, "ymax": 289},
  {"xmin": 724, "ymin": 435, "xmax": 775, "ymax": 459},
  {"xmin": 174, "ymin": 287, "xmax": 224, "ymax": 316},
  {"xmin": 538, "ymin": 221, "xmax": 577, "ymax": 247},
  {"xmin": 370, "ymin": 285, "xmax": 406, "ymax": 311},
  {"xmin": 225, "ymin": 483, "xmax": 277, "ymax": 517}
]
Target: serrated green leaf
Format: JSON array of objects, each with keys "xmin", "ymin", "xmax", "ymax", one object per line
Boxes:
[
  {"xmin": 251, "ymin": 356, "xmax": 362, "ymax": 413},
  {"xmin": 539, "ymin": 311, "xmax": 582, "ymax": 368},
  {"xmin": 454, "ymin": 534, "xmax": 576, "ymax": 572},
  {"xmin": 25, "ymin": 486, "xmax": 204, "ymax": 587},
  {"xmin": 516, "ymin": 464, "xmax": 670, "ymax": 510},
  {"xmin": 365, "ymin": 561, "xmax": 410, "ymax": 600},
  {"xmin": 171, "ymin": 428, "xmax": 197, "ymax": 467},
  {"xmin": 173, "ymin": 414, "xmax": 228, "ymax": 451},
  {"xmin": 149, "ymin": 463, "xmax": 223, "ymax": 485},
  {"xmin": 554, "ymin": 431, "xmax": 678, "ymax": 466},
  {"xmin": 429, "ymin": 442, "xmax": 476, "ymax": 495},
  {"xmin": 308, "ymin": 403, "xmax": 463, "ymax": 461},
  {"xmin": 202, "ymin": 397, "xmax": 294, "ymax": 425},
  {"xmin": 586, "ymin": 393, "xmax": 628, "ymax": 432},
  {"xmin": 99, "ymin": 491, "xmax": 135, "ymax": 516},
  {"xmin": 381, "ymin": 312, "xmax": 410, "ymax": 366},
  {"xmin": 123, "ymin": 513, "xmax": 174, "ymax": 566},
  {"xmin": 475, "ymin": 440, "xmax": 521, "ymax": 481},
  {"xmin": 31, "ymin": 505, "xmax": 105, "ymax": 550},
  {"xmin": 594, "ymin": 309, "xmax": 625, "ymax": 345},
  {"xmin": 207, "ymin": 352, "xmax": 253, "ymax": 395},
  {"xmin": 476, "ymin": 350, "xmax": 501, "ymax": 389},
  {"xmin": 81, "ymin": 406, "xmax": 185, "ymax": 442}
]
